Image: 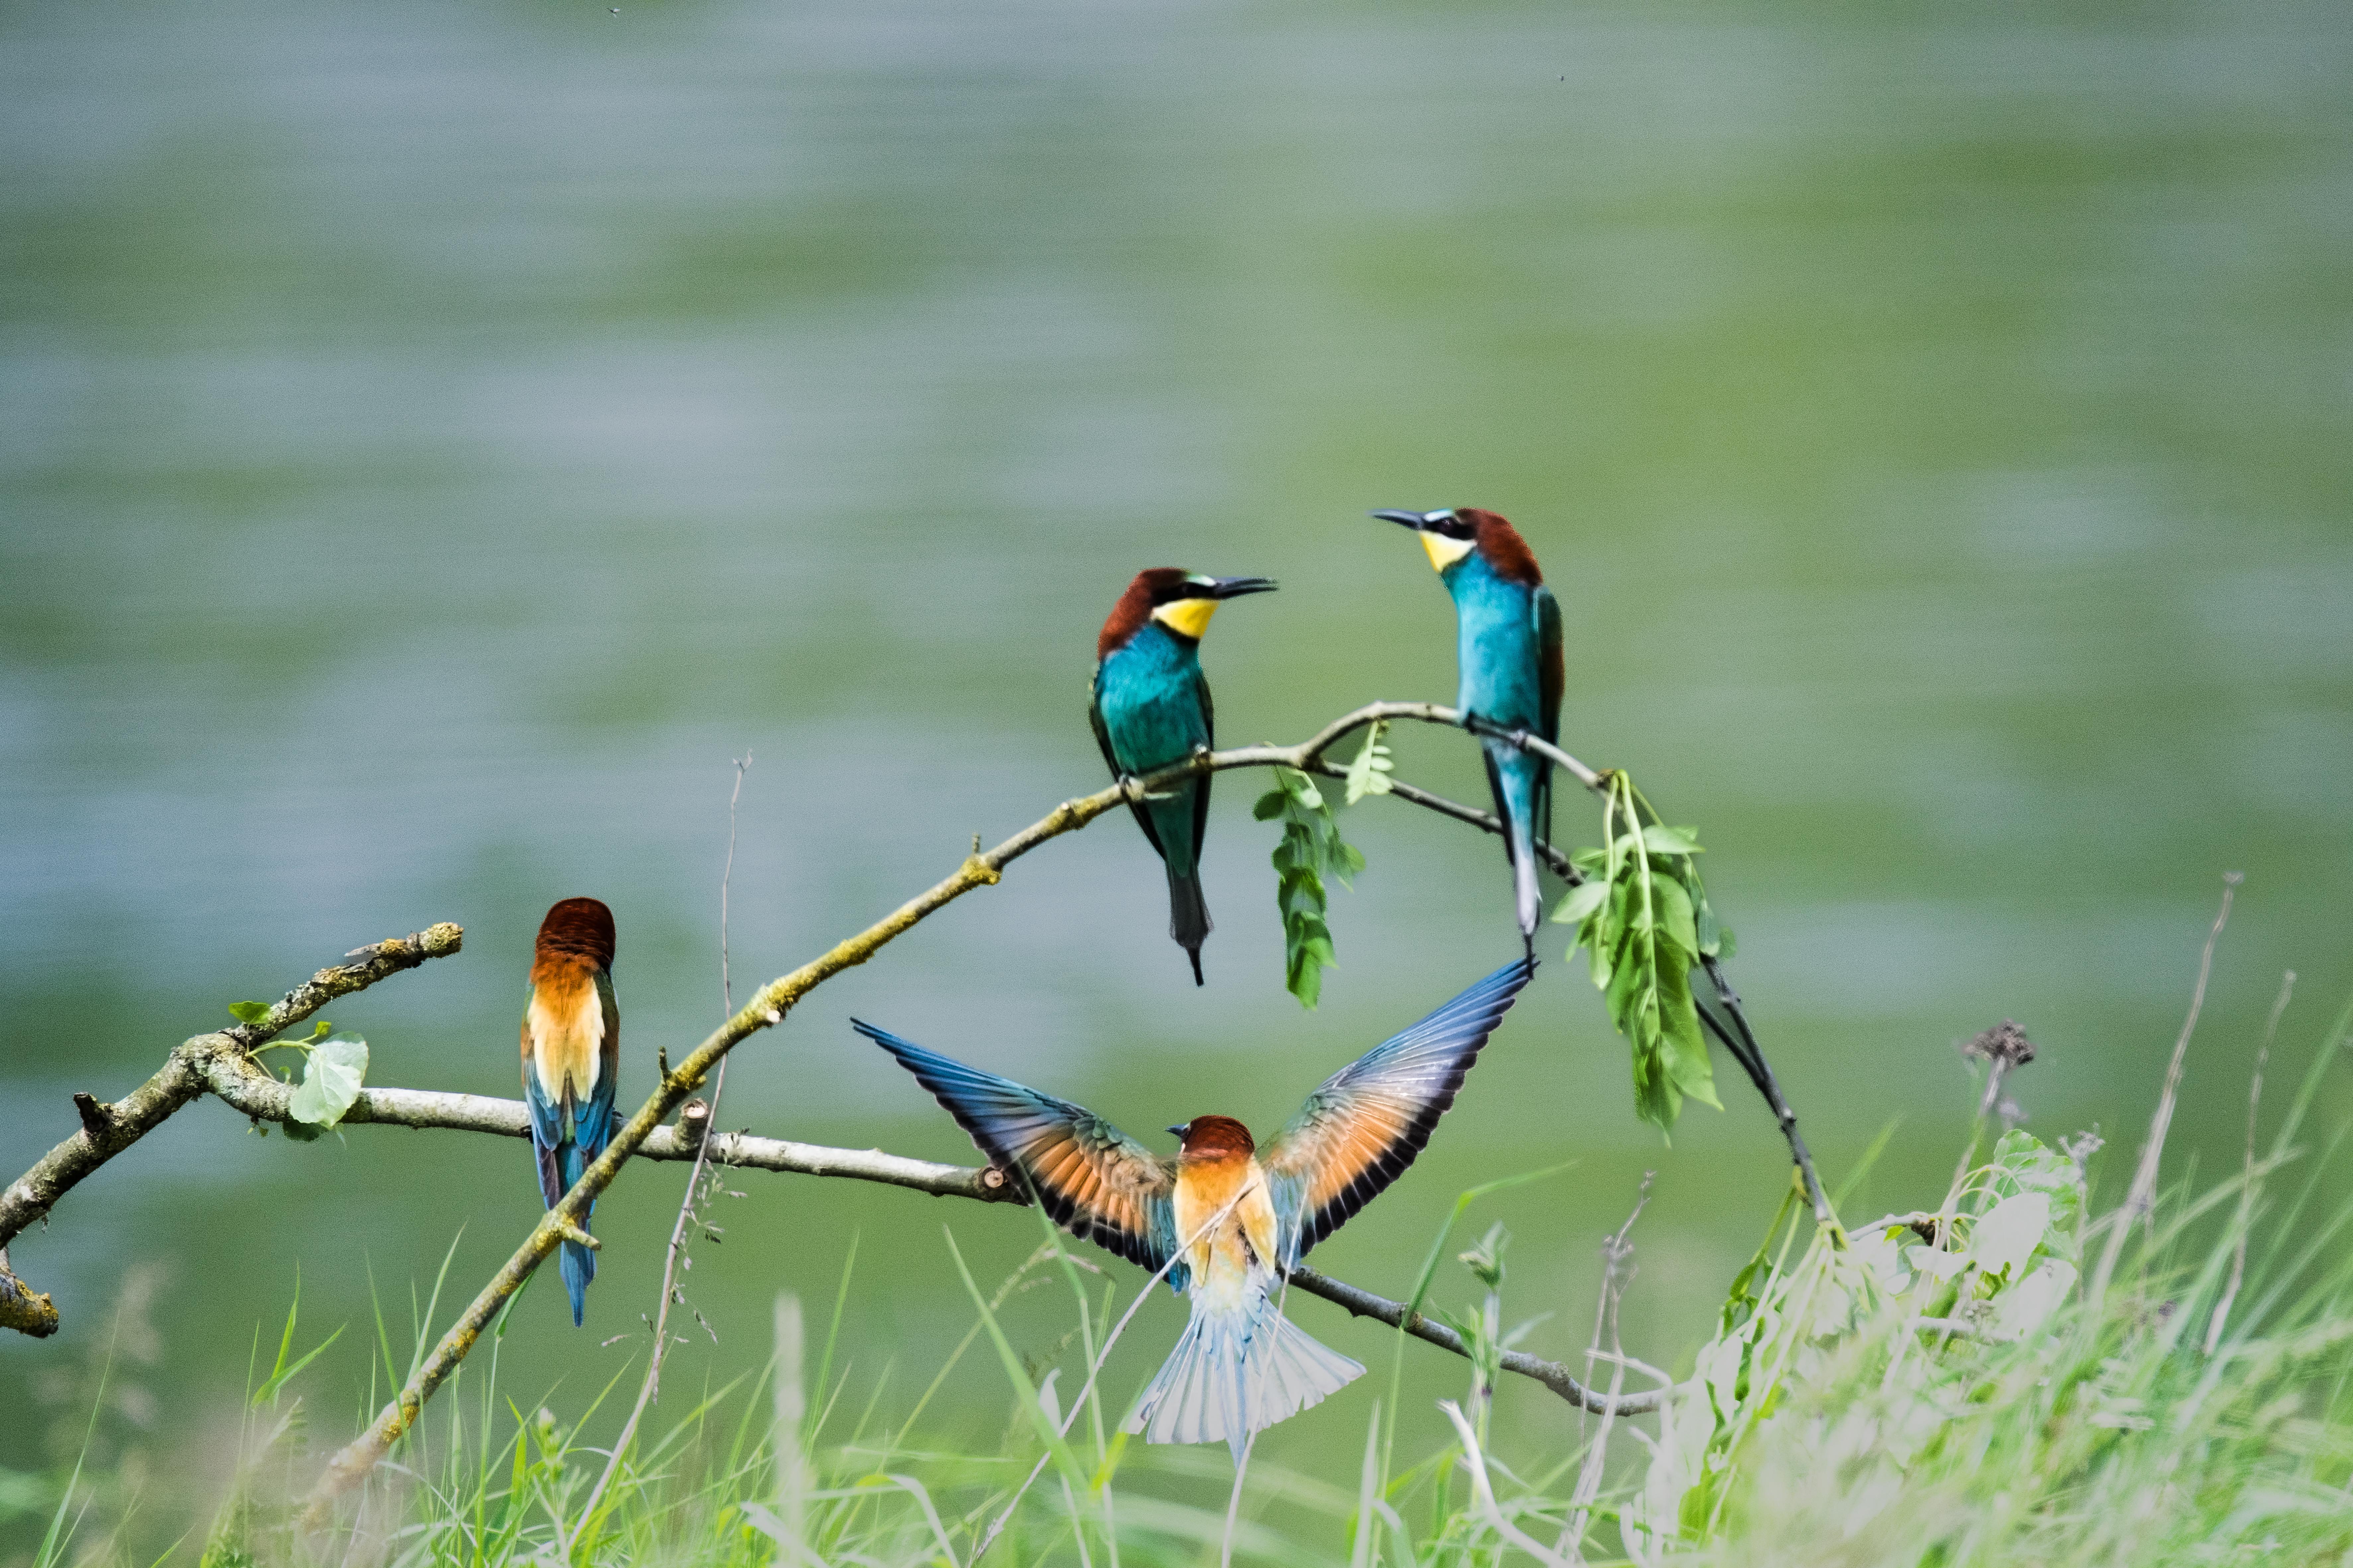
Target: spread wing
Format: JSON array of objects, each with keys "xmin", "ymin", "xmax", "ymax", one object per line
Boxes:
[
  {"xmin": 854, "ymin": 1019, "xmax": 1184, "ymax": 1285},
  {"xmin": 1532, "ymin": 584, "xmax": 1563, "ymax": 848},
  {"xmin": 1262, "ymin": 957, "xmax": 1536, "ymax": 1265},
  {"xmin": 1090, "ymin": 666, "xmax": 1168, "ymax": 860}
]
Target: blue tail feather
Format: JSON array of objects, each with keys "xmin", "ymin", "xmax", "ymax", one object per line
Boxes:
[
  {"xmin": 1483, "ymin": 740, "xmax": 1546, "ymax": 941},
  {"xmin": 560, "ymin": 1239, "xmax": 594, "ymax": 1327},
  {"xmin": 556, "ymin": 1138, "xmax": 596, "ymax": 1326},
  {"xmin": 1124, "ymin": 1289, "xmax": 1364, "ymax": 1463}
]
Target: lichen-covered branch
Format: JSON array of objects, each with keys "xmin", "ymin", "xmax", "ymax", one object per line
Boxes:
[
  {"xmin": 204, "ymin": 1059, "xmax": 1016, "ymax": 1203},
  {"xmin": 0, "ymin": 924, "xmax": 464, "ymax": 1334},
  {"xmin": 0, "ymin": 1247, "xmax": 57, "ymax": 1337}
]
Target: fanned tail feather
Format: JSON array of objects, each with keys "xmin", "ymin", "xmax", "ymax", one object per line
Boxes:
[{"xmin": 1124, "ymin": 1293, "xmax": 1364, "ymax": 1463}]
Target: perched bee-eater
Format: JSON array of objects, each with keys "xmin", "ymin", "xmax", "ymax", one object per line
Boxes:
[
  {"xmin": 1374, "ymin": 508, "xmax": 1563, "ymax": 948},
  {"xmin": 1089, "ymin": 568, "xmax": 1278, "ymax": 985},
  {"xmin": 856, "ymin": 955, "xmax": 1533, "ymax": 1461},
  {"xmin": 522, "ymin": 897, "xmax": 620, "ymax": 1326}
]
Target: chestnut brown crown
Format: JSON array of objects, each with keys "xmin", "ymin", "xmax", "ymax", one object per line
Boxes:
[
  {"xmin": 535, "ymin": 896, "xmax": 616, "ymax": 971},
  {"xmin": 1168, "ymin": 1114, "xmax": 1256, "ymax": 1159}
]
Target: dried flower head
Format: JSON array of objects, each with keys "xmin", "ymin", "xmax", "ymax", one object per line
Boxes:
[{"xmin": 1962, "ymin": 1019, "xmax": 2038, "ymax": 1070}]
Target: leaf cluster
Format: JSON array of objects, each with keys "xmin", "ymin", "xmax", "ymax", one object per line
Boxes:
[
  {"xmin": 1550, "ymin": 773, "xmax": 1727, "ymax": 1132},
  {"xmin": 1253, "ymin": 765, "xmax": 1364, "ymax": 1010}
]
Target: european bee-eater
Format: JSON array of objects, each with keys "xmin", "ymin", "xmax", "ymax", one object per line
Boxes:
[
  {"xmin": 522, "ymin": 897, "xmax": 620, "ymax": 1326},
  {"xmin": 1089, "ymin": 569, "xmax": 1278, "ymax": 985},
  {"xmin": 1373, "ymin": 509, "xmax": 1563, "ymax": 948},
  {"xmin": 855, "ymin": 955, "xmax": 1534, "ymax": 1460}
]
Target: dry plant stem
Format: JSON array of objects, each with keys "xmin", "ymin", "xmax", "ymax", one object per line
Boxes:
[
  {"xmin": 1562, "ymin": 1174, "xmax": 1651, "ymax": 1561},
  {"xmin": 2205, "ymin": 967, "xmax": 2296, "ymax": 1357},
  {"xmin": 301, "ymin": 704, "xmax": 1643, "ymax": 1509},
  {"xmin": 0, "ymin": 924, "xmax": 465, "ymax": 1336},
  {"xmin": 2088, "ymin": 870, "xmax": 2241, "ymax": 1311},
  {"xmin": 581, "ymin": 754, "xmax": 753, "ymax": 1529},
  {"xmin": 1438, "ymin": 1400, "xmax": 1569, "ymax": 1568}
]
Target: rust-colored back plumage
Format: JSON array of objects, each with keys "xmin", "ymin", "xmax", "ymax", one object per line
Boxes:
[
  {"xmin": 534, "ymin": 896, "xmax": 616, "ymax": 976},
  {"xmin": 1460, "ymin": 508, "xmax": 1544, "ymax": 587},
  {"xmin": 1097, "ymin": 568, "xmax": 1191, "ymax": 660}
]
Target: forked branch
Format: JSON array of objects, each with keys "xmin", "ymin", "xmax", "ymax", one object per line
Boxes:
[
  {"xmin": 303, "ymin": 705, "xmax": 1654, "ymax": 1507},
  {"xmin": 0, "ymin": 703, "xmax": 1721, "ymax": 1500},
  {"xmin": 0, "ymin": 925, "xmax": 465, "ymax": 1336}
]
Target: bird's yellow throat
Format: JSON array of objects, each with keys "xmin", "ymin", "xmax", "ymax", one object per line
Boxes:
[
  {"xmin": 1151, "ymin": 598, "xmax": 1219, "ymax": 640},
  {"xmin": 1421, "ymin": 532, "xmax": 1475, "ymax": 572}
]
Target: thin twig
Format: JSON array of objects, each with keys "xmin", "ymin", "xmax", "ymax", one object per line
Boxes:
[
  {"xmin": 2088, "ymin": 871, "xmax": 2242, "ymax": 1311},
  {"xmin": 581, "ymin": 753, "xmax": 754, "ymax": 1527},
  {"xmin": 2205, "ymin": 968, "xmax": 2295, "ymax": 1356},
  {"xmin": 1286, "ymin": 1264, "xmax": 1666, "ymax": 1417}
]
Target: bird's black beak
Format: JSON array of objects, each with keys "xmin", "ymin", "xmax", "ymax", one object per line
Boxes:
[
  {"xmin": 1372, "ymin": 509, "xmax": 1437, "ymax": 532},
  {"xmin": 1166, "ymin": 1123, "xmax": 1189, "ymax": 1138},
  {"xmin": 1200, "ymin": 576, "xmax": 1277, "ymax": 601}
]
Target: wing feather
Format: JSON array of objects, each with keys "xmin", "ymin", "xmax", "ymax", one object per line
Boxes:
[
  {"xmin": 1262, "ymin": 958, "xmax": 1535, "ymax": 1263},
  {"xmin": 1533, "ymin": 585, "xmax": 1563, "ymax": 851},
  {"xmin": 854, "ymin": 1019, "xmax": 1182, "ymax": 1282},
  {"xmin": 1189, "ymin": 667, "xmax": 1216, "ymax": 868}
]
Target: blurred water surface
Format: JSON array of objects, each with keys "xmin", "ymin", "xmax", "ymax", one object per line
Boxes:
[{"xmin": 3, "ymin": 0, "xmax": 2350, "ymax": 1523}]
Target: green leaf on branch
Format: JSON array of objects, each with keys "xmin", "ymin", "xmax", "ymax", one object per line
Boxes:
[
  {"xmin": 227, "ymin": 1001, "xmax": 271, "ymax": 1026},
  {"xmin": 1342, "ymin": 720, "xmax": 1395, "ymax": 805},
  {"xmin": 1256, "ymin": 765, "xmax": 1365, "ymax": 1010},
  {"xmin": 1559, "ymin": 773, "xmax": 1723, "ymax": 1133},
  {"xmin": 287, "ymin": 1035, "xmax": 369, "ymax": 1130}
]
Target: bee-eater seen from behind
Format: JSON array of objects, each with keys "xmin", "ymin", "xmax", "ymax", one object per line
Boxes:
[
  {"xmin": 1090, "ymin": 568, "xmax": 1277, "ymax": 985},
  {"xmin": 522, "ymin": 896, "xmax": 621, "ymax": 1326},
  {"xmin": 1373, "ymin": 508, "xmax": 1563, "ymax": 949},
  {"xmin": 855, "ymin": 955, "xmax": 1534, "ymax": 1461}
]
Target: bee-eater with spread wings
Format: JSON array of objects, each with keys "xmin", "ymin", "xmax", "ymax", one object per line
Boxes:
[
  {"xmin": 855, "ymin": 955, "xmax": 1534, "ymax": 1460},
  {"xmin": 1089, "ymin": 568, "xmax": 1278, "ymax": 985},
  {"xmin": 1373, "ymin": 508, "xmax": 1563, "ymax": 950},
  {"xmin": 522, "ymin": 896, "xmax": 620, "ymax": 1326}
]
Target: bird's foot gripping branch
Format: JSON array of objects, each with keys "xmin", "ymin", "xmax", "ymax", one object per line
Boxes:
[{"xmin": 0, "ymin": 702, "xmax": 1814, "ymax": 1510}]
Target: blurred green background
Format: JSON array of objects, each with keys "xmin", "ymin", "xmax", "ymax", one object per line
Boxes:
[{"xmin": 3, "ymin": 0, "xmax": 2350, "ymax": 1533}]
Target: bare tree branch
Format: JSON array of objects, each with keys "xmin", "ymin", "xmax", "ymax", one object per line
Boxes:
[
  {"xmin": 195, "ymin": 1058, "xmax": 1661, "ymax": 1422},
  {"xmin": 1285, "ymin": 1265, "xmax": 1663, "ymax": 1417},
  {"xmin": 0, "ymin": 705, "xmax": 1704, "ymax": 1509}
]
